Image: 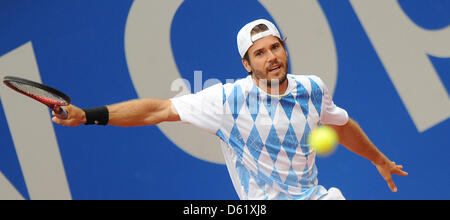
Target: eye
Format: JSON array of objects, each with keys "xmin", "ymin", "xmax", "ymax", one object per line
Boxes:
[
  {"xmin": 272, "ymin": 44, "xmax": 280, "ymax": 50},
  {"xmin": 255, "ymin": 50, "xmax": 264, "ymax": 57}
]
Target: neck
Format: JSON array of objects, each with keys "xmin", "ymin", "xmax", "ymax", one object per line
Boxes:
[{"xmin": 252, "ymin": 75, "xmax": 289, "ymax": 95}]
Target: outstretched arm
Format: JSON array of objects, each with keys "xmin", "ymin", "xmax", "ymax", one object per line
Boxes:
[
  {"xmin": 326, "ymin": 119, "xmax": 408, "ymax": 192},
  {"xmin": 52, "ymin": 99, "xmax": 180, "ymax": 127}
]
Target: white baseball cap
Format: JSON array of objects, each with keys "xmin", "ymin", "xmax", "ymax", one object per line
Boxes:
[{"xmin": 237, "ymin": 19, "xmax": 281, "ymax": 58}]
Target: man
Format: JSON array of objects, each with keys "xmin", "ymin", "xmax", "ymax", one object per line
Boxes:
[{"xmin": 52, "ymin": 19, "xmax": 407, "ymax": 200}]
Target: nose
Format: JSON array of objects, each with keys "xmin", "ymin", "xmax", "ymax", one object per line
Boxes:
[{"xmin": 266, "ymin": 50, "xmax": 277, "ymax": 63}]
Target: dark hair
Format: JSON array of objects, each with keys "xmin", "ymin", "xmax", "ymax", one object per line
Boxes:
[{"xmin": 241, "ymin": 24, "xmax": 287, "ymax": 75}]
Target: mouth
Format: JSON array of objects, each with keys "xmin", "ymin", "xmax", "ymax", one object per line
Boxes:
[{"xmin": 267, "ymin": 64, "xmax": 282, "ymax": 74}]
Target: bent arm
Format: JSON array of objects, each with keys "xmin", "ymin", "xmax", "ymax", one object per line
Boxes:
[
  {"xmin": 327, "ymin": 119, "xmax": 385, "ymax": 164},
  {"xmin": 325, "ymin": 118, "xmax": 408, "ymax": 192},
  {"xmin": 52, "ymin": 99, "xmax": 180, "ymax": 127}
]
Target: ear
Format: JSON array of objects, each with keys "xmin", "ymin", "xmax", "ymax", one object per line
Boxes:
[{"xmin": 242, "ymin": 59, "xmax": 252, "ymax": 73}]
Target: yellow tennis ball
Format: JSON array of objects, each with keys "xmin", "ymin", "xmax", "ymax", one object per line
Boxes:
[{"xmin": 308, "ymin": 126, "xmax": 338, "ymax": 156}]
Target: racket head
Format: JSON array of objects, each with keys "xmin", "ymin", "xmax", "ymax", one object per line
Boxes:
[{"xmin": 2, "ymin": 76, "xmax": 71, "ymax": 107}]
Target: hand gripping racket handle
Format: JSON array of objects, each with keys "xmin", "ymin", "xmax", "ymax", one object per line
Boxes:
[{"xmin": 54, "ymin": 106, "xmax": 68, "ymax": 120}]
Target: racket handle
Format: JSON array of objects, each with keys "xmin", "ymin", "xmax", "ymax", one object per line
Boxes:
[{"xmin": 54, "ymin": 106, "xmax": 68, "ymax": 120}]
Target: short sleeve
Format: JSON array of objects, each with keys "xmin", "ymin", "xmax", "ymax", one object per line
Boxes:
[
  {"xmin": 309, "ymin": 76, "xmax": 349, "ymax": 126},
  {"xmin": 170, "ymin": 83, "xmax": 224, "ymax": 134}
]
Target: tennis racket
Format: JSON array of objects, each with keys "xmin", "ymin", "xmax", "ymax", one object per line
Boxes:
[{"xmin": 2, "ymin": 76, "xmax": 71, "ymax": 119}]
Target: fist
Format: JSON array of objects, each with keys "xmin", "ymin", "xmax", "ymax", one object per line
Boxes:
[{"xmin": 52, "ymin": 105, "xmax": 86, "ymax": 127}]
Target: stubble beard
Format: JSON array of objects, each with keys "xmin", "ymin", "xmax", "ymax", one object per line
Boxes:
[{"xmin": 253, "ymin": 61, "xmax": 289, "ymax": 91}]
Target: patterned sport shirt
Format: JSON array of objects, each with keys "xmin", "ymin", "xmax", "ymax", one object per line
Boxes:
[{"xmin": 171, "ymin": 74, "xmax": 348, "ymax": 200}]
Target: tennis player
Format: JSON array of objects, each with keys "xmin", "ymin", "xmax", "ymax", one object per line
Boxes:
[{"xmin": 52, "ymin": 19, "xmax": 407, "ymax": 200}]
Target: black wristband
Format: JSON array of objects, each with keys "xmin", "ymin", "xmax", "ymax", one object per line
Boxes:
[{"xmin": 83, "ymin": 106, "xmax": 109, "ymax": 125}]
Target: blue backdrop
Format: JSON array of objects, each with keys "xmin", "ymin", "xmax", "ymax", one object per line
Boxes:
[{"xmin": 0, "ymin": 0, "xmax": 449, "ymax": 200}]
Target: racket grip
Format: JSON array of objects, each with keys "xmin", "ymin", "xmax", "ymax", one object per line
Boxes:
[{"xmin": 54, "ymin": 106, "xmax": 68, "ymax": 120}]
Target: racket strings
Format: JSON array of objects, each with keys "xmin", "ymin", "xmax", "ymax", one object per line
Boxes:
[{"xmin": 8, "ymin": 81, "xmax": 68, "ymax": 105}]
